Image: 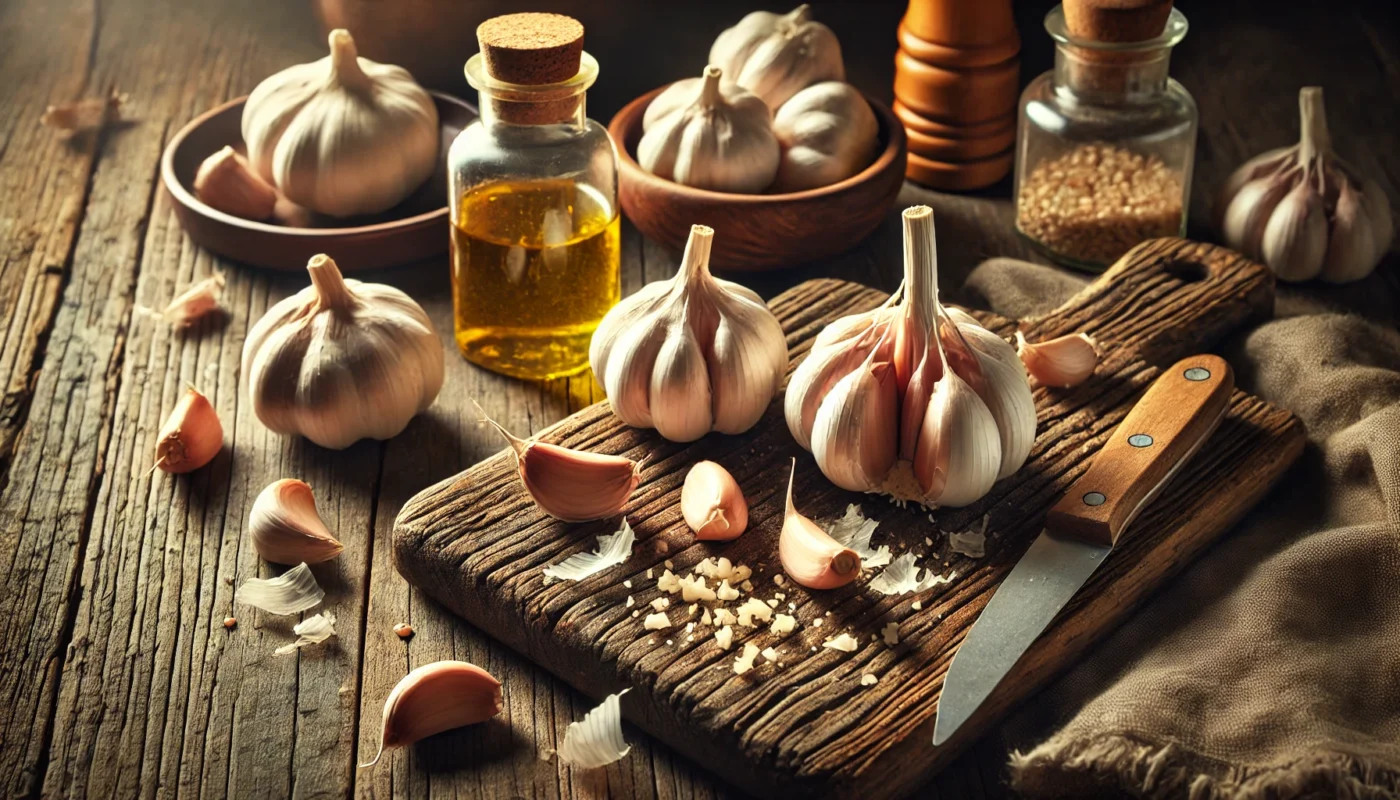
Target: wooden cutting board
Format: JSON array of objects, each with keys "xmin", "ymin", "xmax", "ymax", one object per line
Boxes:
[{"xmin": 393, "ymin": 238, "xmax": 1305, "ymax": 798}]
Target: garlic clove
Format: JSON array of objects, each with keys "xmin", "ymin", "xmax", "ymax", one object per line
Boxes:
[
  {"xmin": 362, "ymin": 661, "xmax": 503, "ymax": 768},
  {"xmin": 478, "ymin": 407, "xmax": 640, "ymax": 522},
  {"xmin": 811, "ymin": 360, "xmax": 899, "ymax": 492},
  {"xmin": 709, "ymin": 290, "xmax": 789, "ymax": 434},
  {"xmin": 958, "ymin": 328, "xmax": 1036, "ymax": 479},
  {"xmin": 602, "ymin": 320, "xmax": 669, "ymax": 429},
  {"xmin": 1214, "ymin": 146, "xmax": 1291, "ymax": 230},
  {"xmin": 913, "ymin": 368, "xmax": 1001, "ymax": 507},
  {"xmin": 785, "ymin": 322, "xmax": 886, "ymax": 449},
  {"xmin": 1261, "ymin": 179, "xmax": 1328, "ymax": 282},
  {"xmin": 1223, "ymin": 172, "xmax": 1294, "ymax": 259},
  {"xmin": 163, "ymin": 271, "xmax": 226, "ymax": 327},
  {"xmin": 778, "ymin": 459, "xmax": 861, "ymax": 589},
  {"xmin": 154, "ymin": 387, "xmax": 223, "ymax": 473},
  {"xmin": 249, "ymin": 479, "xmax": 344, "ymax": 565},
  {"xmin": 649, "ymin": 320, "xmax": 714, "ymax": 442},
  {"xmin": 1321, "ymin": 180, "xmax": 1379, "ymax": 284},
  {"xmin": 1015, "ymin": 331, "xmax": 1099, "ymax": 389},
  {"xmin": 194, "ymin": 146, "xmax": 277, "ymax": 220},
  {"xmin": 590, "ymin": 282, "xmax": 670, "ymax": 406},
  {"xmin": 897, "ymin": 344, "xmax": 939, "ymax": 461},
  {"xmin": 682, "ymin": 461, "xmax": 748, "ymax": 540}
]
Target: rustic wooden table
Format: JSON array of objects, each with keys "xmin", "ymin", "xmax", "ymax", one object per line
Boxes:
[{"xmin": 1, "ymin": 0, "xmax": 1394, "ymax": 797}]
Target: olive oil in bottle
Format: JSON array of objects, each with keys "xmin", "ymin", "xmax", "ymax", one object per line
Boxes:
[{"xmin": 451, "ymin": 180, "xmax": 620, "ymax": 379}]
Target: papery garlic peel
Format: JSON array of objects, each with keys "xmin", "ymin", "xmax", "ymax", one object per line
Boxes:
[
  {"xmin": 590, "ymin": 224, "xmax": 787, "ymax": 442},
  {"xmin": 476, "ymin": 404, "xmax": 640, "ymax": 523},
  {"xmin": 154, "ymin": 387, "xmax": 223, "ymax": 473},
  {"xmin": 681, "ymin": 461, "xmax": 748, "ymax": 540},
  {"xmin": 1015, "ymin": 331, "xmax": 1099, "ymax": 388},
  {"xmin": 361, "ymin": 661, "xmax": 502, "ymax": 767},
  {"xmin": 249, "ymin": 479, "xmax": 344, "ymax": 565},
  {"xmin": 778, "ymin": 459, "xmax": 860, "ymax": 589},
  {"xmin": 785, "ymin": 207, "xmax": 1035, "ymax": 507}
]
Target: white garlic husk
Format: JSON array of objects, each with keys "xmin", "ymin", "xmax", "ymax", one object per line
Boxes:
[
  {"xmin": 589, "ymin": 224, "xmax": 788, "ymax": 442},
  {"xmin": 709, "ymin": 4, "xmax": 845, "ymax": 110},
  {"xmin": 639, "ymin": 66, "xmax": 779, "ymax": 194},
  {"xmin": 242, "ymin": 29, "xmax": 439, "ymax": 217},
  {"xmin": 1218, "ymin": 87, "xmax": 1393, "ymax": 284},
  {"xmin": 242, "ymin": 254, "xmax": 444, "ymax": 449},
  {"xmin": 785, "ymin": 206, "xmax": 1035, "ymax": 507},
  {"xmin": 771, "ymin": 81, "xmax": 878, "ymax": 192}
]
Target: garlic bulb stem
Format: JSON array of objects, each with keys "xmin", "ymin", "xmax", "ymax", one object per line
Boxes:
[
  {"xmin": 307, "ymin": 254, "xmax": 356, "ymax": 312},
  {"xmin": 328, "ymin": 29, "xmax": 370, "ymax": 91},
  {"xmin": 1297, "ymin": 87, "xmax": 1328, "ymax": 163}
]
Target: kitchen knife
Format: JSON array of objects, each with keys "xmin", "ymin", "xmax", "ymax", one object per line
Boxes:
[{"xmin": 932, "ymin": 354, "xmax": 1234, "ymax": 746}]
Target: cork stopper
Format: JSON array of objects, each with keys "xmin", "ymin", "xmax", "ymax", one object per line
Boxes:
[
  {"xmin": 1063, "ymin": 0, "xmax": 1173, "ymax": 44},
  {"xmin": 477, "ymin": 13, "xmax": 584, "ymax": 85}
]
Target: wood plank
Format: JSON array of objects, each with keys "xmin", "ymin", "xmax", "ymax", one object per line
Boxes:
[{"xmin": 393, "ymin": 239, "xmax": 1304, "ymax": 798}]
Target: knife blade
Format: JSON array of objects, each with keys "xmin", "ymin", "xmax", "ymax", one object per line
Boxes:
[{"xmin": 932, "ymin": 354, "xmax": 1235, "ymax": 747}]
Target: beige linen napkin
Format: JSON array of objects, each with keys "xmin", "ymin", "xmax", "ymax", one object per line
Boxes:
[{"xmin": 964, "ymin": 258, "xmax": 1400, "ymax": 799}]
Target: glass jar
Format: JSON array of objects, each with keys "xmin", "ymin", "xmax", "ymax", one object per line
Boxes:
[
  {"xmin": 449, "ymin": 52, "xmax": 620, "ymax": 380},
  {"xmin": 1013, "ymin": 6, "xmax": 1197, "ymax": 271}
]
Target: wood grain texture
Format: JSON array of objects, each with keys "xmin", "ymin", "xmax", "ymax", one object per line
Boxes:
[{"xmin": 393, "ymin": 239, "xmax": 1305, "ymax": 798}]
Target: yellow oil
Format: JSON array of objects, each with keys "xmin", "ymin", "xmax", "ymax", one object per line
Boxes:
[{"xmin": 451, "ymin": 179, "xmax": 620, "ymax": 380}]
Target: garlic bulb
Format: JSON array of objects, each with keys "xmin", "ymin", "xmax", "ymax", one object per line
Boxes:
[
  {"xmin": 709, "ymin": 5, "xmax": 845, "ymax": 110},
  {"xmin": 242, "ymin": 254, "xmax": 444, "ymax": 449},
  {"xmin": 1218, "ymin": 87, "xmax": 1393, "ymax": 283},
  {"xmin": 639, "ymin": 66, "xmax": 779, "ymax": 194},
  {"xmin": 771, "ymin": 81, "xmax": 878, "ymax": 192},
  {"xmin": 242, "ymin": 29, "xmax": 439, "ymax": 217},
  {"xmin": 785, "ymin": 206, "xmax": 1036, "ymax": 507},
  {"xmin": 589, "ymin": 224, "xmax": 788, "ymax": 442}
]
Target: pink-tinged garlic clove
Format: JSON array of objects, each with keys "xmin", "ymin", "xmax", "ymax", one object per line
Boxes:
[
  {"xmin": 163, "ymin": 271, "xmax": 226, "ymax": 327},
  {"xmin": 1015, "ymin": 331, "xmax": 1099, "ymax": 388},
  {"xmin": 361, "ymin": 661, "xmax": 503, "ymax": 768},
  {"xmin": 811, "ymin": 360, "xmax": 899, "ymax": 492},
  {"xmin": 248, "ymin": 479, "xmax": 343, "ymax": 565},
  {"xmin": 194, "ymin": 146, "xmax": 277, "ymax": 220},
  {"xmin": 682, "ymin": 461, "xmax": 748, "ymax": 541},
  {"xmin": 153, "ymin": 387, "xmax": 223, "ymax": 473},
  {"xmin": 913, "ymin": 367, "xmax": 1001, "ymax": 508},
  {"xmin": 778, "ymin": 459, "xmax": 860, "ymax": 589}
]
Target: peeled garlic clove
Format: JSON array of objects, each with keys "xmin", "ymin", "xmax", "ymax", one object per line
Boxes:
[
  {"xmin": 249, "ymin": 479, "xmax": 344, "ymax": 565},
  {"xmin": 479, "ymin": 409, "xmax": 640, "ymax": 522},
  {"xmin": 1261, "ymin": 179, "xmax": 1328, "ymax": 282},
  {"xmin": 1321, "ymin": 180, "xmax": 1379, "ymax": 284},
  {"xmin": 162, "ymin": 271, "xmax": 226, "ymax": 327},
  {"xmin": 681, "ymin": 461, "xmax": 748, "ymax": 540},
  {"xmin": 778, "ymin": 460, "xmax": 860, "ymax": 589},
  {"xmin": 811, "ymin": 360, "xmax": 899, "ymax": 492},
  {"xmin": 1015, "ymin": 331, "xmax": 1099, "ymax": 388},
  {"xmin": 194, "ymin": 146, "xmax": 277, "ymax": 220},
  {"xmin": 362, "ymin": 661, "xmax": 503, "ymax": 767},
  {"xmin": 914, "ymin": 369, "xmax": 1001, "ymax": 507},
  {"xmin": 154, "ymin": 387, "xmax": 223, "ymax": 473}
]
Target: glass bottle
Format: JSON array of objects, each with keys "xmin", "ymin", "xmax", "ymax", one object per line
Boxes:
[
  {"xmin": 1013, "ymin": 5, "xmax": 1197, "ymax": 271},
  {"xmin": 449, "ymin": 48, "xmax": 620, "ymax": 380}
]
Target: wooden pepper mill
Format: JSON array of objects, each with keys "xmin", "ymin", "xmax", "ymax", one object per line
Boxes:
[{"xmin": 894, "ymin": 0, "xmax": 1019, "ymax": 191}]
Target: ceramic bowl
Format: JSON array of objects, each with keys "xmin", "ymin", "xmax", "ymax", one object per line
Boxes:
[
  {"xmin": 608, "ymin": 85, "xmax": 907, "ymax": 271},
  {"xmin": 162, "ymin": 92, "xmax": 476, "ymax": 271}
]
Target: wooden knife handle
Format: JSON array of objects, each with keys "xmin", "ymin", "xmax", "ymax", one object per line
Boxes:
[{"xmin": 1045, "ymin": 354, "xmax": 1234, "ymax": 548}]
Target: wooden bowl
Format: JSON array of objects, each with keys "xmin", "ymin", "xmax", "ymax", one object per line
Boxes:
[
  {"xmin": 161, "ymin": 93, "xmax": 476, "ymax": 271},
  {"xmin": 609, "ymin": 86, "xmax": 907, "ymax": 271}
]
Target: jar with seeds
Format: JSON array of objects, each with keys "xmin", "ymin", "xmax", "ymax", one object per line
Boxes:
[{"xmin": 1013, "ymin": 0, "xmax": 1196, "ymax": 271}]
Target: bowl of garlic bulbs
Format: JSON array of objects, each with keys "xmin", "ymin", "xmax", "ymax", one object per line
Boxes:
[{"xmin": 608, "ymin": 5, "xmax": 908, "ymax": 270}]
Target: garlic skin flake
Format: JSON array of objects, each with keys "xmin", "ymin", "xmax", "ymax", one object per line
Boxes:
[
  {"xmin": 1016, "ymin": 331, "xmax": 1099, "ymax": 389},
  {"xmin": 590, "ymin": 224, "xmax": 787, "ymax": 442},
  {"xmin": 779, "ymin": 460, "xmax": 860, "ymax": 590},
  {"xmin": 274, "ymin": 610, "xmax": 337, "ymax": 655},
  {"xmin": 558, "ymin": 690, "xmax": 631, "ymax": 769},
  {"xmin": 249, "ymin": 479, "xmax": 344, "ymax": 565},
  {"xmin": 243, "ymin": 29, "xmax": 439, "ymax": 217},
  {"xmin": 785, "ymin": 207, "xmax": 1035, "ymax": 508},
  {"xmin": 153, "ymin": 387, "xmax": 223, "ymax": 474},
  {"xmin": 234, "ymin": 562, "xmax": 325, "ymax": 615},
  {"xmin": 709, "ymin": 5, "xmax": 845, "ymax": 110},
  {"xmin": 868, "ymin": 553, "xmax": 955, "ymax": 596},
  {"xmin": 1218, "ymin": 87, "xmax": 1393, "ymax": 284},
  {"xmin": 362, "ymin": 661, "xmax": 503, "ymax": 767},
  {"xmin": 681, "ymin": 461, "xmax": 749, "ymax": 540},
  {"xmin": 639, "ymin": 66, "xmax": 779, "ymax": 194},
  {"xmin": 242, "ymin": 254, "xmax": 443, "ymax": 450},
  {"xmin": 826, "ymin": 505, "xmax": 891, "ymax": 568},
  {"xmin": 772, "ymin": 81, "xmax": 878, "ymax": 192},
  {"xmin": 543, "ymin": 520, "xmax": 636, "ymax": 582}
]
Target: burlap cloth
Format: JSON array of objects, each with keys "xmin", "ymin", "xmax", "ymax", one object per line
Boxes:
[{"xmin": 962, "ymin": 258, "xmax": 1400, "ymax": 799}]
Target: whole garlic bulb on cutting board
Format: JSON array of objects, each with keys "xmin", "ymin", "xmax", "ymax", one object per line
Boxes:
[
  {"xmin": 771, "ymin": 81, "xmax": 878, "ymax": 192},
  {"xmin": 785, "ymin": 206, "xmax": 1036, "ymax": 507},
  {"xmin": 1218, "ymin": 87, "xmax": 1393, "ymax": 284},
  {"xmin": 639, "ymin": 66, "xmax": 780, "ymax": 194},
  {"xmin": 242, "ymin": 254, "xmax": 443, "ymax": 449},
  {"xmin": 589, "ymin": 224, "xmax": 788, "ymax": 442},
  {"xmin": 709, "ymin": 4, "xmax": 845, "ymax": 110},
  {"xmin": 242, "ymin": 29, "xmax": 439, "ymax": 217}
]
